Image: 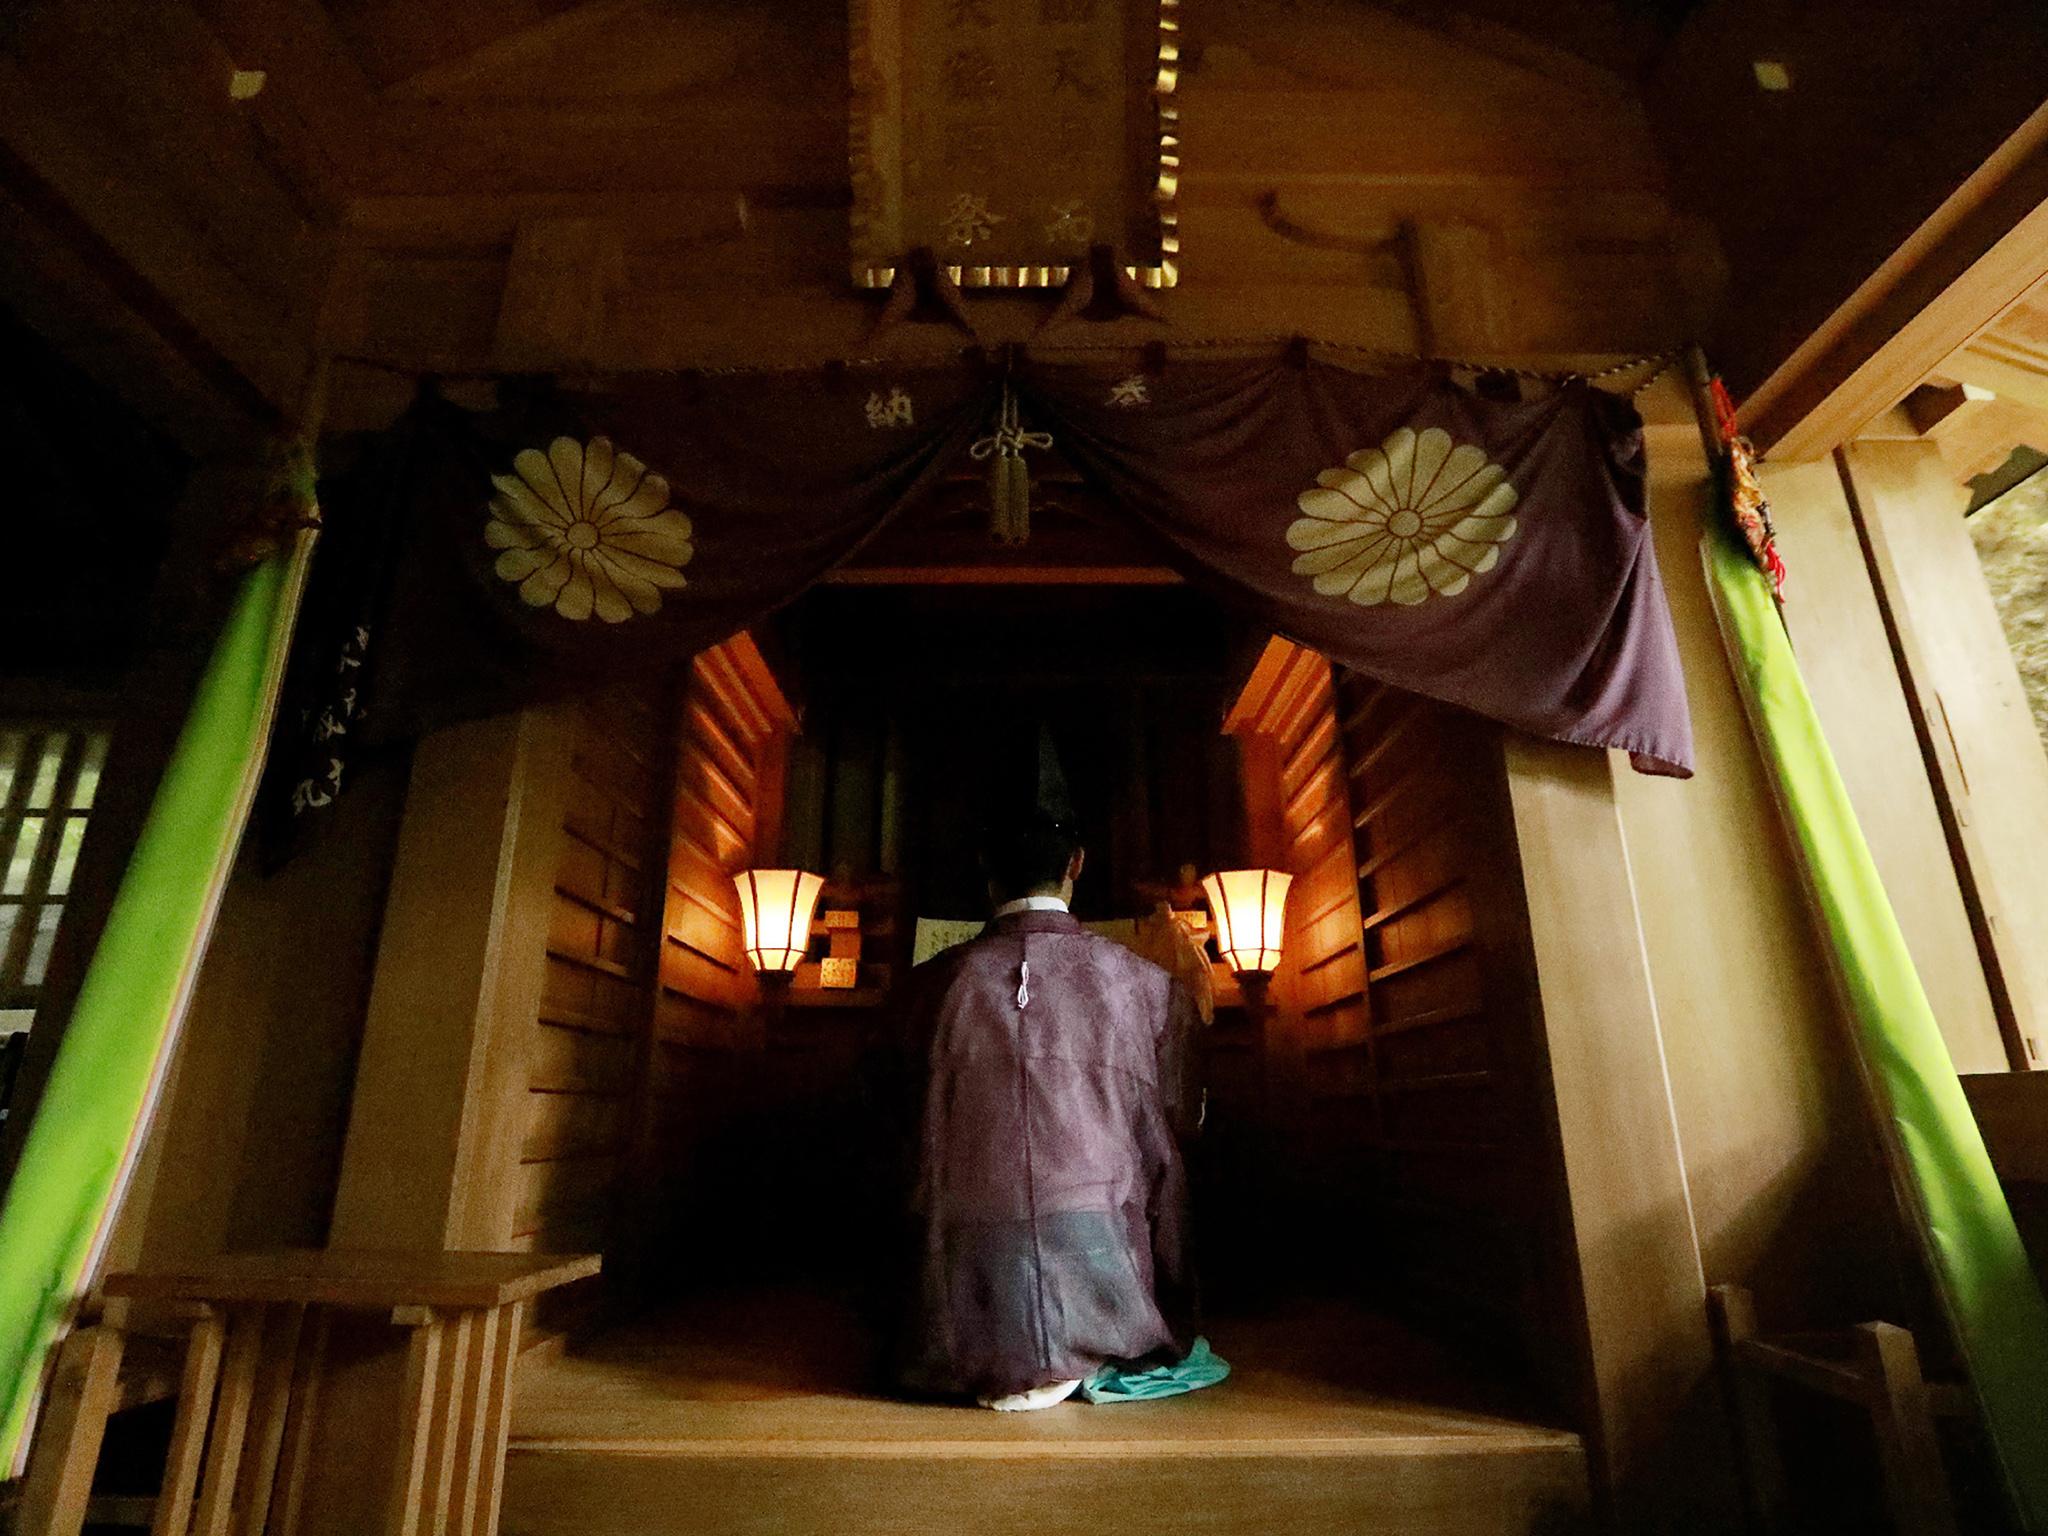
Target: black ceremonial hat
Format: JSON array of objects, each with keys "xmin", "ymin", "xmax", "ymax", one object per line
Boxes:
[{"xmin": 978, "ymin": 716, "xmax": 1076, "ymax": 838}]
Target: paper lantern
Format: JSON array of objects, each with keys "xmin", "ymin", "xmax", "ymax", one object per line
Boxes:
[
  {"xmin": 734, "ymin": 869, "xmax": 826, "ymax": 975},
  {"xmin": 1201, "ymin": 868, "xmax": 1291, "ymax": 975}
]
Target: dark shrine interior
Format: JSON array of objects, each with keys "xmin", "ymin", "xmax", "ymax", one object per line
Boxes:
[
  {"xmin": 657, "ymin": 584, "xmax": 1267, "ymax": 1300},
  {"xmin": 776, "ymin": 584, "xmax": 1258, "ymax": 923},
  {"xmin": 622, "ymin": 576, "xmax": 1564, "ymax": 1421}
]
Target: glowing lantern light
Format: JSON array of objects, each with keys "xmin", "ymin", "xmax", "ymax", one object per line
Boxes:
[
  {"xmin": 734, "ymin": 869, "xmax": 826, "ymax": 975},
  {"xmin": 1201, "ymin": 868, "xmax": 1292, "ymax": 975}
]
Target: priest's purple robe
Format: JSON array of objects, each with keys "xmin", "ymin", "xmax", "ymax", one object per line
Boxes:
[{"xmin": 895, "ymin": 908, "xmax": 1200, "ymax": 1400}]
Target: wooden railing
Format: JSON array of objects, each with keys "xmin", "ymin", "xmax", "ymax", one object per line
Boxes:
[
  {"xmin": 14, "ymin": 1249, "xmax": 596, "ymax": 1536},
  {"xmin": 1961, "ymin": 1070, "xmax": 2048, "ymax": 1289}
]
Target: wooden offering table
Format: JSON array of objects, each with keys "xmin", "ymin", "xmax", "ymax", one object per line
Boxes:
[{"xmin": 100, "ymin": 1249, "xmax": 598, "ymax": 1536}]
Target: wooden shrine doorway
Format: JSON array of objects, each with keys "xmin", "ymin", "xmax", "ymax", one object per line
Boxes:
[
  {"xmin": 469, "ymin": 567, "xmax": 1601, "ymax": 1536},
  {"xmin": 514, "ymin": 556, "xmax": 1580, "ymax": 1388},
  {"xmin": 331, "ymin": 454, "xmax": 1710, "ymax": 1532}
]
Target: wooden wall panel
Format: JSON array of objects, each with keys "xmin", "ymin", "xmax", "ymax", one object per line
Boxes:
[
  {"xmin": 1841, "ymin": 437, "xmax": 2048, "ymax": 1069},
  {"xmin": 1760, "ymin": 455, "xmax": 2007, "ymax": 1072},
  {"xmin": 116, "ymin": 752, "xmax": 410, "ymax": 1271},
  {"xmin": 505, "ymin": 636, "xmax": 795, "ymax": 1333},
  {"xmin": 1618, "ymin": 413, "xmax": 1923, "ymax": 1336},
  {"xmin": 514, "ymin": 683, "xmax": 667, "ymax": 1348},
  {"xmin": 1336, "ymin": 679, "xmax": 1553, "ymax": 1361},
  {"xmin": 1224, "ymin": 642, "xmax": 1373, "ymax": 1282},
  {"xmin": 1225, "ymin": 637, "xmax": 1563, "ymax": 1386},
  {"xmin": 636, "ymin": 635, "xmax": 796, "ymax": 1282},
  {"xmin": 328, "ymin": 709, "xmax": 573, "ymax": 1256}
]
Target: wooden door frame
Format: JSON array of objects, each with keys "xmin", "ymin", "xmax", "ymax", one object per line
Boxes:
[{"xmin": 325, "ymin": 578, "xmax": 1719, "ymax": 1534}]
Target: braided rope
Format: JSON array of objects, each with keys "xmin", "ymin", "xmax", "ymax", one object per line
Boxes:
[{"xmin": 328, "ymin": 342, "xmax": 1687, "ymax": 397}]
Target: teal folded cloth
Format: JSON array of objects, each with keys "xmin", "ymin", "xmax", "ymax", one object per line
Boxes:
[{"xmin": 1079, "ymin": 1338, "xmax": 1230, "ymax": 1404}]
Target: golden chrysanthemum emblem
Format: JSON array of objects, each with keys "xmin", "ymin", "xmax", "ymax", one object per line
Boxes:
[
  {"xmin": 486, "ymin": 436, "xmax": 694, "ymax": 622},
  {"xmin": 1287, "ymin": 426, "xmax": 1519, "ymax": 606}
]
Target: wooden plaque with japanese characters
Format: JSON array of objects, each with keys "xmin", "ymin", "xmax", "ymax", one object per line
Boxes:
[{"xmin": 849, "ymin": 0, "xmax": 1180, "ymax": 288}]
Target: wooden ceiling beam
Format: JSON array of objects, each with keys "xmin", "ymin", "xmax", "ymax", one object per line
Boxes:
[
  {"xmin": 356, "ymin": 97, "xmax": 847, "ymax": 198},
  {"xmin": 1402, "ymin": 9, "xmax": 1639, "ymax": 98},
  {"xmin": 319, "ymin": 0, "xmax": 580, "ymax": 90},
  {"xmin": 378, "ymin": 0, "xmax": 664, "ymax": 100},
  {"xmin": 1903, "ymin": 382, "xmax": 1987, "ymax": 436},
  {"xmin": 1728, "ymin": 94, "xmax": 2048, "ymax": 461},
  {"xmin": 262, "ymin": 0, "xmax": 1692, "ymax": 428},
  {"xmin": 0, "ymin": 85, "xmax": 295, "ymax": 429},
  {"xmin": 493, "ymin": 217, "xmax": 623, "ymax": 370},
  {"xmin": 3, "ymin": 2, "xmax": 329, "ymax": 303},
  {"xmin": 1230, "ymin": 181, "xmax": 1676, "ymax": 240},
  {"xmin": 323, "ymin": 0, "xmax": 1661, "ymax": 201},
  {"xmin": 1180, "ymin": 85, "xmax": 1664, "ymax": 190},
  {"xmin": 1943, "ymin": 335, "xmax": 2048, "ymax": 417},
  {"xmin": 0, "ymin": 177, "xmax": 266, "ymax": 451},
  {"xmin": 184, "ymin": 0, "xmax": 383, "ymax": 207},
  {"xmin": 0, "ymin": 1, "xmax": 336, "ymax": 418},
  {"xmin": 1897, "ymin": 383, "xmax": 2048, "ymax": 485},
  {"xmin": 349, "ymin": 264, "xmax": 1677, "ymax": 368},
  {"xmin": 341, "ymin": 190, "xmax": 755, "ymax": 249}
]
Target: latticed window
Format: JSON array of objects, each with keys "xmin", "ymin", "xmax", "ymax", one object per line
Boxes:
[{"xmin": 0, "ymin": 726, "xmax": 109, "ymax": 1038}]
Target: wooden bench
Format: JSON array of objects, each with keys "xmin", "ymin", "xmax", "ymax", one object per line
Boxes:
[
  {"xmin": 1960, "ymin": 1072, "xmax": 2048, "ymax": 1290},
  {"xmin": 13, "ymin": 1249, "xmax": 597, "ymax": 1536},
  {"xmin": 1707, "ymin": 1283, "xmax": 1967, "ymax": 1536}
]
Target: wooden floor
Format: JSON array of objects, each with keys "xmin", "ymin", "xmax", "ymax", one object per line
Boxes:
[{"xmin": 501, "ymin": 1290, "xmax": 1591, "ymax": 1535}]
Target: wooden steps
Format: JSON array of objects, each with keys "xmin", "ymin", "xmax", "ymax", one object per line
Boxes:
[{"xmin": 500, "ymin": 1291, "xmax": 1589, "ymax": 1536}]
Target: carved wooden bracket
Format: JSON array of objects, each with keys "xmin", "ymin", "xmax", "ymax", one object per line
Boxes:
[
  {"xmin": 865, "ymin": 247, "xmax": 981, "ymax": 347},
  {"xmin": 1255, "ymin": 191, "xmax": 1400, "ymax": 256},
  {"xmin": 1034, "ymin": 243, "xmax": 1169, "ymax": 336},
  {"xmin": 493, "ymin": 217, "xmax": 624, "ymax": 369},
  {"xmin": 1255, "ymin": 193, "xmax": 1498, "ymax": 357}
]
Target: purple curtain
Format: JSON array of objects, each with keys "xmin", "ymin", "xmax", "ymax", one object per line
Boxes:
[
  {"xmin": 265, "ymin": 366, "xmax": 998, "ymax": 851},
  {"xmin": 1018, "ymin": 358, "xmax": 1691, "ymax": 776},
  {"xmin": 269, "ymin": 354, "xmax": 1691, "ymax": 849}
]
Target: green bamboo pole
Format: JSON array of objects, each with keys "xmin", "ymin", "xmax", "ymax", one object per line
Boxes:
[
  {"xmin": 1697, "ymin": 368, "xmax": 2048, "ymax": 1526},
  {"xmin": 0, "ymin": 516, "xmax": 317, "ymax": 1468}
]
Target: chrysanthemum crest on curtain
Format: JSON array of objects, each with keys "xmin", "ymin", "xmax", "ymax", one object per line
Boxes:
[
  {"xmin": 486, "ymin": 435, "xmax": 695, "ymax": 622},
  {"xmin": 1288, "ymin": 426, "xmax": 1518, "ymax": 606}
]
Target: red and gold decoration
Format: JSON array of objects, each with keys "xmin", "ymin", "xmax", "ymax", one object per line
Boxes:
[
  {"xmin": 820, "ymin": 906, "xmax": 863, "ymax": 989},
  {"xmin": 850, "ymin": 0, "xmax": 1180, "ymax": 290},
  {"xmin": 1709, "ymin": 376, "xmax": 1788, "ymax": 604},
  {"xmin": 216, "ymin": 435, "xmax": 321, "ymax": 574}
]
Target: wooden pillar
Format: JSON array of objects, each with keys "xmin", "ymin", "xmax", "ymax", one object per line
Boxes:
[
  {"xmin": 493, "ymin": 218, "xmax": 623, "ymax": 371},
  {"xmin": 328, "ymin": 707, "xmax": 574, "ymax": 1252},
  {"xmin": 1841, "ymin": 437, "xmax": 2048, "ymax": 1069},
  {"xmin": 1405, "ymin": 219, "xmax": 1497, "ymax": 355},
  {"xmin": 1756, "ymin": 457, "xmax": 2007, "ymax": 1073},
  {"xmin": 12, "ymin": 1314, "xmax": 126, "ymax": 1536},
  {"xmin": 1502, "ymin": 734, "xmax": 1728, "ymax": 1532}
]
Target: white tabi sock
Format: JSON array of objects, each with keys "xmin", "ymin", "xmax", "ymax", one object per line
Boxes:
[{"xmin": 979, "ymin": 1378, "xmax": 1083, "ymax": 1412}]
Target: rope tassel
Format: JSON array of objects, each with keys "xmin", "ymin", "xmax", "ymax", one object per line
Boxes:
[{"xmin": 969, "ymin": 382, "xmax": 1052, "ymax": 546}]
